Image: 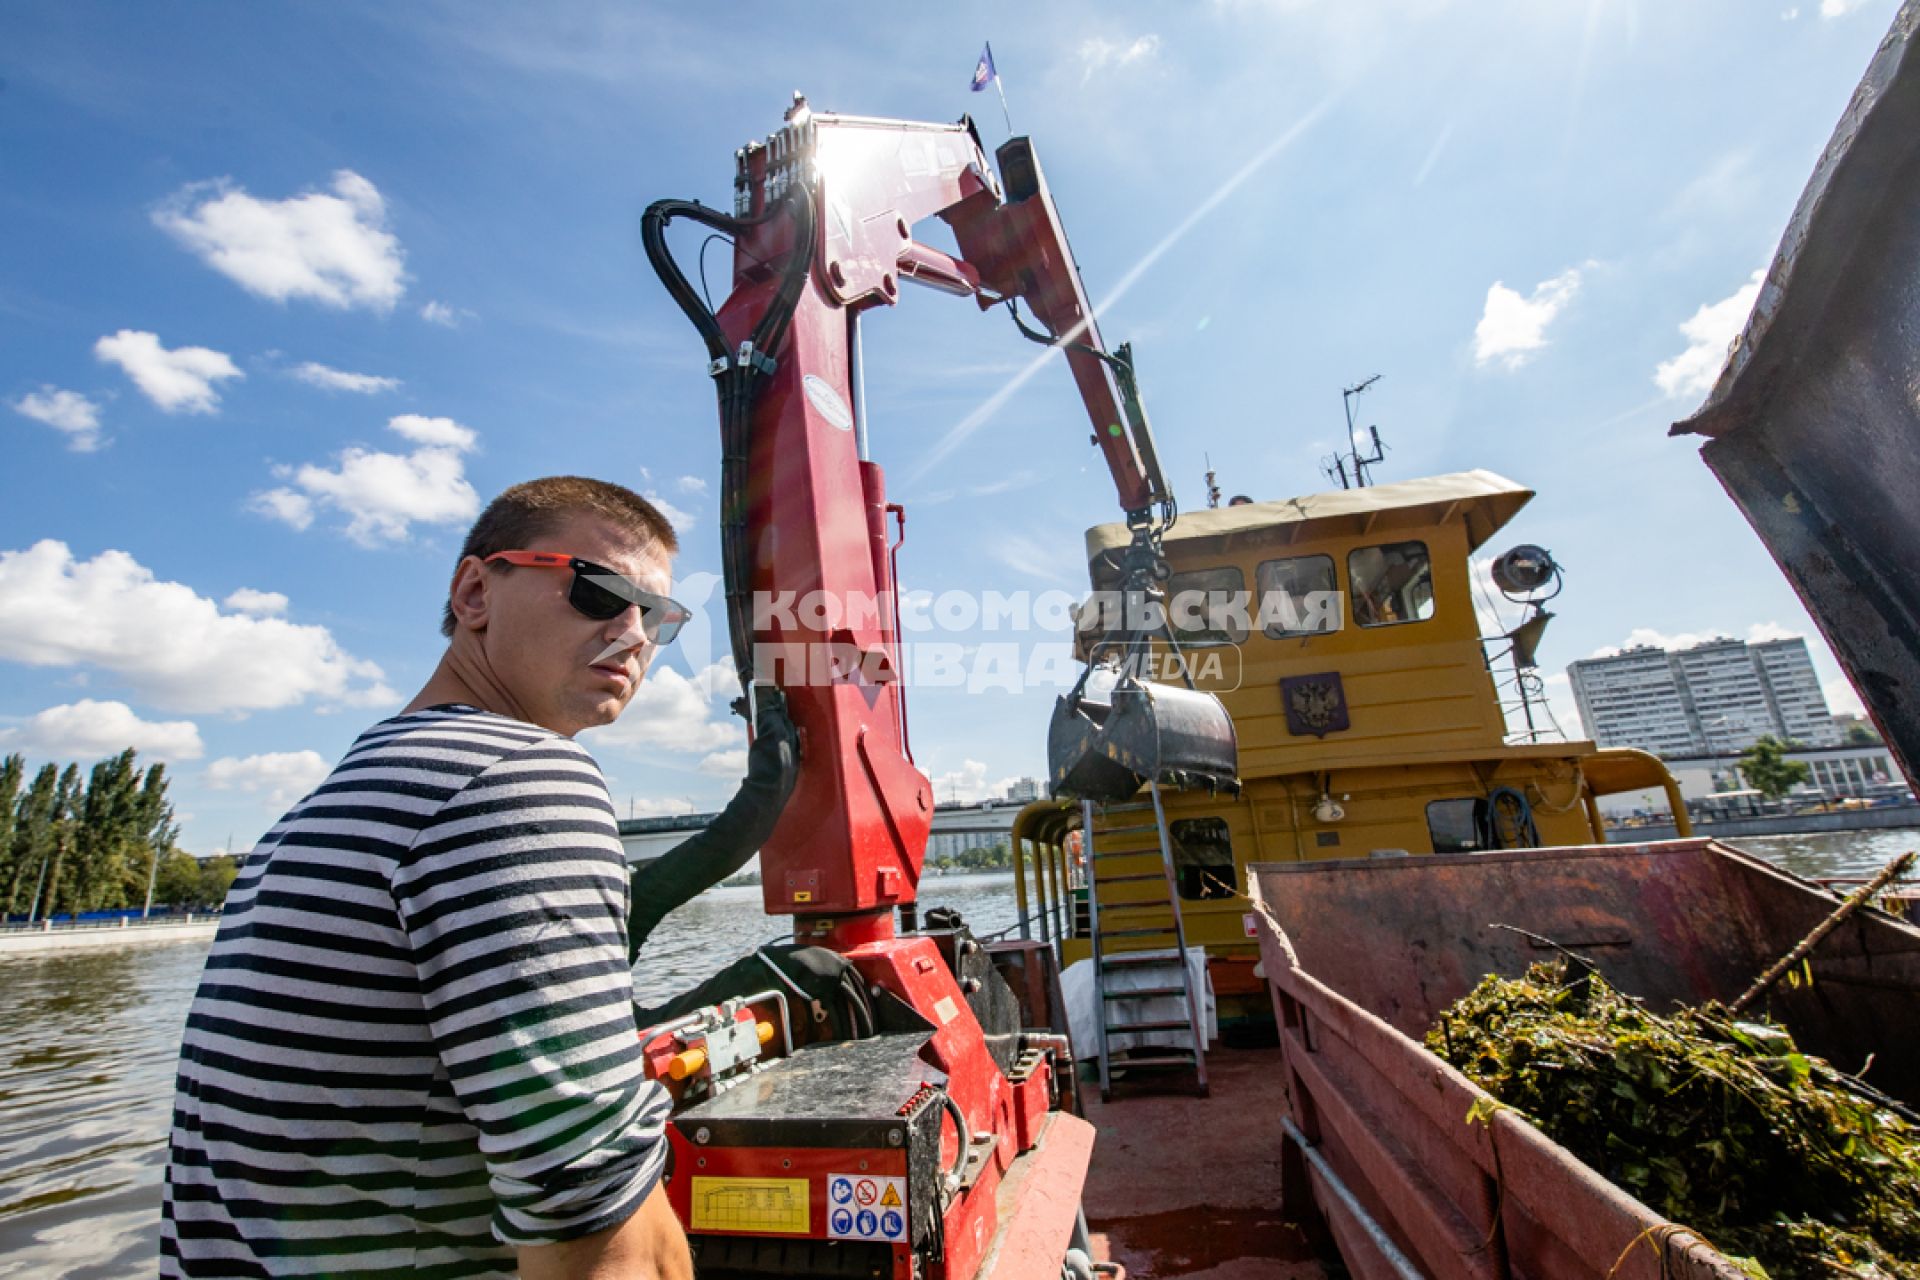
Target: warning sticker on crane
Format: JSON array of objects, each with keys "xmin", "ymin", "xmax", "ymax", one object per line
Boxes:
[
  {"xmin": 689, "ymin": 1177, "xmax": 810, "ymax": 1235},
  {"xmin": 826, "ymin": 1174, "xmax": 908, "ymax": 1241}
]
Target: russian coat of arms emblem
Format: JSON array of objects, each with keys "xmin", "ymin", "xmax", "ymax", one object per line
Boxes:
[{"xmin": 1281, "ymin": 672, "xmax": 1350, "ymax": 738}]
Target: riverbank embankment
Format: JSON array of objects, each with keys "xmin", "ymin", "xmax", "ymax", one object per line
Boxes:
[
  {"xmin": 1608, "ymin": 808, "xmax": 1920, "ymax": 844},
  {"xmin": 0, "ymin": 918, "xmax": 218, "ymax": 958}
]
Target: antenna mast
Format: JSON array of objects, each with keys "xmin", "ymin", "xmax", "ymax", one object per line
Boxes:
[{"xmin": 1322, "ymin": 374, "xmax": 1387, "ymax": 490}]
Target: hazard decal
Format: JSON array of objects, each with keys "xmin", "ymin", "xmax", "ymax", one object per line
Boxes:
[{"xmin": 825, "ymin": 1173, "xmax": 908, "ymax": 1242}]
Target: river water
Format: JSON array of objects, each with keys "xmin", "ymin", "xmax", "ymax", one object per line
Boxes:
[{"xmin": 2, "ymin": 832, "xmax": 1913, "ymax": 1278}]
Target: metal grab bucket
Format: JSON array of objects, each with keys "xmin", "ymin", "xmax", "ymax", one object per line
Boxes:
[{"xmin": 1047, "ymin": 666, "xmax": 1240, "ymax": 802}]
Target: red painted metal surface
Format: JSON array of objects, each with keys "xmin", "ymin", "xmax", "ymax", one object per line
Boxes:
[
  {"xmin": 1078, "ymin": 1047, "xmax": 1328, "ymax": 1279},
  {"xmin": 722, "ymin": 109, "xmax": 1168, "ymax": 928},
  {"xmin": 847, "ymin": 938, "xmax": 1018, "ymax": 1171},
  {"xmin": 668, "ymin": 102, "xmax": 1194, "ymax": 1277},
  {"xmin": 662, "ymin": 1133, "xmax": 909, "ymax": 1242},
  {"xmin": 1248, "ymin": 839, "xmax": 1920, "ymax": 1279},
  {"xmin": 975, "ymin": 1114, "xmax": 1096, "ymax": 1280}
]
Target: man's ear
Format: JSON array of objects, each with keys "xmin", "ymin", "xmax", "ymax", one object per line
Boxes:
[{"xmin": 447, "ymin": 556, "xmax": 493, "ymax": 633}]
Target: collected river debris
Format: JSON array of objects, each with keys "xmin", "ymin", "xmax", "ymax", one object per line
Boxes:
[{"xmin": 1427, "ymin": 958, "xmax": 1920, "ymax": 1279}]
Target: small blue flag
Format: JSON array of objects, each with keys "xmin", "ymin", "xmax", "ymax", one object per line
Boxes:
[{"xmin": 970, "ymin": 43, "xmax": 997, "ymax": 92}]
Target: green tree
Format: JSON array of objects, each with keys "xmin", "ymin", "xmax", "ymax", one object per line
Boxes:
[
  {"xmin": 0, "ymin": 754, "xmax": 22, "ymax": 913},
  {"xmin": 73, "ymin": 750, "xmax": 143, "ymax": 912},
  {"xmin": 9, "ymin": 763, "xmax": 60, "ymax": 919},
  {"xmin": 1738, "ymin": 735, "xmax": 1812, "ymax": 801},
  {"xmin": 195, "ymin": 855, "xmax": 239, "ymax": 909},
  {"xmin": 40, "ymin": 764, "xmax": 83, "ymax": 918},
  {"xmin": 1844, "ymin": 720, "xmax": 1883, "ymax": 746},
  {"xmin": 153, "ymin": 849, "xmax": 204, "ymax": 907},
  {"xmin": 134, "ymin": 762, "xmax": 180, "ymax": 913}
]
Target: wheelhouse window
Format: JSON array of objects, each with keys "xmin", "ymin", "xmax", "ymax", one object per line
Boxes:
[
  {"xmin": 1165, "ymin": 567, "xmax": 1248, "ymax": 648},
  {"xmin": 1170, "ymin": 817, "xmax": 1236, "ymax": 900},
  {"xmin": 1426, "ymin": 799, "xmax": 1486, "ymax": 854},
  {"xmin": 1348, "ymin": 541, "xmax": 1435, "ymax": 628},
  {"xmin": 1256, "ymin": 554, "xmax": 1340, "ymax": 638}
]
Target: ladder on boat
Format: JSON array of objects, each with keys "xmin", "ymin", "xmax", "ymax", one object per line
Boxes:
[{"xmin": 1082, "ymin": 781, "xmax": 1209, "ymax": 1101}]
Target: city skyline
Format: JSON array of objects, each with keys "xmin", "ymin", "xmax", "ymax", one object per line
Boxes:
[{"xmin": 1568, "ymin": 633, "xmax": 1841, "ymax": 759}]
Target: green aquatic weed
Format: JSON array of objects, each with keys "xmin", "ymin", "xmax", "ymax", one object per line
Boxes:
[{"xmin": 1427, "ymin": 960, "xmax": 1920, "ymax": 1279}]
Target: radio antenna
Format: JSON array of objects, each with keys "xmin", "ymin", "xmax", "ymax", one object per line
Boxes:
[{"xmin": 1322, "ymin": 375, "xmax": 1388, "ymax": 489}]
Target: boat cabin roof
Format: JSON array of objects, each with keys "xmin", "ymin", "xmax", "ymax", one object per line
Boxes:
[{"xmin": 1083, "ymin": 469, "xmax": 1533, "ymax": 565}]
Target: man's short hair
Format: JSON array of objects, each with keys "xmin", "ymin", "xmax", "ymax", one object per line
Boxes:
[{"xmin": 441, "ymin": 476, "xmax": 680, "ymax": 636}]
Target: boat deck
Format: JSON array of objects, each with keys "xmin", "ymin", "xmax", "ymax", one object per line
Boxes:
[{"xmin": 1081, "ymin": 1046, "xmax": 1329, "ymax": 1279}]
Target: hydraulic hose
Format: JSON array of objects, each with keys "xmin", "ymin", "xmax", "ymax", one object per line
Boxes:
[
  {"xmin": 641, "ymin": 186, "xmax": 817, "ymax": 701},
  {"xmin": 630, "ymin": 186, "xmax": 817, "ymax": 957},
  {"xmin": 628, "ymin": 688, "xmax": 800, "ymax": 961}
]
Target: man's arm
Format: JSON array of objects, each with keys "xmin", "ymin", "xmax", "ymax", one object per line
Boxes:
[
  {"xmin": 518, "ymin": 1180, "xmax": 690, "ymax": 1280},
  {"xmin": 393, "ymin": 733, "xmax": 688, "ymax": 1270}
]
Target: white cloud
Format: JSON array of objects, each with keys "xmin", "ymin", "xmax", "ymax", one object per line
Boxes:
[
  {"xmin": 675, "ymin": 475, "xmax": 708, "ymax": 496},
  {"xmin": 643, "ymin": 491, "xmax": 696, "ymax": 535},
  {"xmin": 0, "ymin": 539, "xmax": 389, "ymax": 713},
  {"xmin": 256, "ymin": 415, "xmax": 480, "ymax": 546},
  {"xmin": 1590, "ymin": 625, "xmax": 1804, "ymax": 657},
  {"xmin": 336, "ymin": 681, "xmax": 402, "ymax": 709},
  {"xmin": 0, "ymin": 699, "xmax": 204, "ymax": 762},
  {"xmin": 930, "ymin": 758, "xmax": 1021, "ymax": 806},
  {"xmin": 1590, "ymin": 627, "xmax": 1725, "ymax": 657},
  {"xmin": 625, "ymin": 795, "xmax": 696, "ymax": 818},
  {"xmin": 206, "ymin": 750, "xmax": 331, "ymax": 805},
  {"xmin": 248, "ymin": 487, "xmax": 314, "ymax": 531},
  {"xmin": 388, "ymin": 413, "xmax": 476, "ymax": 450},
  {"xmin": 1078, "ymin": 34, "xmax": 1161, "ymax": 83},
  {"xmin": 152, "ymin": 170, "xmax": 405, "ymax": 311},
  {"xmin": 1468, "ymin": 555, "xmax": 1509, "ymax": 639},
  {"xmin": 222, "ymin": 588, "xmax": 288, "ymax": 616},
  {"xmin": 1473, "ymin": 267, "xmax": 1583, "ymax": 368},
  {"xmin": 1541, "ymin": 673, "xmax": 1585, "ymax": 740},
  {"xmin": 698, "ymin": 748, "xmax": 748, "ymax": 776},
  {"xmin": 420, "ymin": 300, "xmax": 471, "ymax": 327},
  {"xmin": 1413, "ymin": 122, "xmax": 1454, "ymax": 188},
  {"xmin": 1821, "ymin": 0, "xmax": 1870, "ymax": 15},
  {"xmin": 94, "ymin": 330, "xmax": 241, "ymax": 414},
  {"xmin": 12, "ymin": 386, "xmax": 105, "ymax": 451},
  {"xmin": 1654, "ymin": 269, "xmax": 1764, "ymax": 399},
  {"xmin": 987, "ymin": 531, "xmax": 1077, "ymax": 586},
  {"xmin": 582, "ymin": 660, "xmax": 743, "ymax": 754},
  {"xmin": 1823, "ymin": 676, "xmax": 1866, "ymax": 717},
  {"xmin": 291, "ymin": 361, "xmax": 401, "ymax": 394}
]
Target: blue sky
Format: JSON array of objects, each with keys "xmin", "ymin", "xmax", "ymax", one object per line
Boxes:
[{"xmin": 0, "ymin": 0, "xmax": 1898, "ymax": 852}]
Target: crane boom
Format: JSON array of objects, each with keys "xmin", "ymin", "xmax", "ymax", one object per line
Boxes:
[
  {"xmin": 639, "ymin": 101, "xmax": 1234, "ymax": 1280},
  {"xmin": 647, "ymin": 99, "xmax": 1184, "ymax": 938}
]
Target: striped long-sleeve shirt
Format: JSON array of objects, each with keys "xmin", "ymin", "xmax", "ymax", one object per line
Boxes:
[{"xmin": 162, "ymin": 705, "xmax": 670, "ymax": 1278}]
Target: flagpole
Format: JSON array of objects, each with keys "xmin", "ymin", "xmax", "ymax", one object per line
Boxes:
[{"xmin": 988, "ymin": 41, "xmax": 1013, "ymax": 134}]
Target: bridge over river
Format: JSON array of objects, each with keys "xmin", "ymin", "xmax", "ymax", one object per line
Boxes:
[{"xmin": 619, "ymin": 801, "xmax": 1024, "ymax": 865}]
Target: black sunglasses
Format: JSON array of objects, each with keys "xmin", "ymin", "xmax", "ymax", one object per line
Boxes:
[{"xmin": 485, "ymin": 551, "xmax": 692, "ymax": 644}]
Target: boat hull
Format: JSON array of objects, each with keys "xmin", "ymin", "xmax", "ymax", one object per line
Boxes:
[{"xmin": 1249, "ymin": 839, "xmax": 1920, "ymax": 1279}]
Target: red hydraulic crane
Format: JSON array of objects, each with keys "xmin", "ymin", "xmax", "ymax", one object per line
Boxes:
[{"xmin": 638, "ymin": 97, "xmax": 1236, "ymax": 1280}]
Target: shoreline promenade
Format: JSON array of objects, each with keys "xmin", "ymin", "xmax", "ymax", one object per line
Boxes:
[{"xmin": 0, "ymin": 917, "xmax": 219, "ymax": 958}]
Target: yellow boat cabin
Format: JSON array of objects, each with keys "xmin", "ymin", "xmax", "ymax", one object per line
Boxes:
[{"xmin": 1011, "ymin": 470, "xmax": 1688, "ymax": 994}]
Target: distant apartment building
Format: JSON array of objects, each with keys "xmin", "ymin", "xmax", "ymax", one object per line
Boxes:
[
  {"xmin": 1004, "ymin": 777, "xmax": 1043, "ymax": 804},
  {"xmin": 1567, "ymin": 635, "xmax": 1841, "ymax": 758}
]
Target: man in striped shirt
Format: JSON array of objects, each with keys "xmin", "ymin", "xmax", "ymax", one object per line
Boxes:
[{"xmin": 164, "ymin": 477, "xmax": 696, "ymax": 1279}]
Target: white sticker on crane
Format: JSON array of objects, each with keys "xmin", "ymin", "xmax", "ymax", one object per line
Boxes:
[
  {"xmin": 803, "ymin": 375, "xmax": 854, "ymax": 431},
  {"xmin": 827, "ymin": 1174, "xmax": 909, "ymax": 1242}
]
